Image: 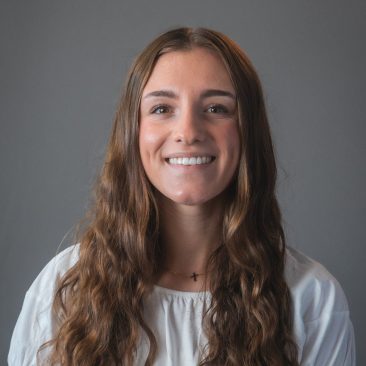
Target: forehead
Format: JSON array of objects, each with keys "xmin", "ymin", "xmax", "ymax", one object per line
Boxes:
[{"xmin": 142, "ymin": 47, "xmax": 235, "ymax": 95}]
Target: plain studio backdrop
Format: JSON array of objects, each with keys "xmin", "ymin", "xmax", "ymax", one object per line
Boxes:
[{"xmin": 1, "ymin": 1, "xmax": 365, "ymax": 364}]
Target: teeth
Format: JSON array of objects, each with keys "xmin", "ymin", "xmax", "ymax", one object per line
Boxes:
[{"xmin": 168, "ymin": 156, "xmax": 214, "ymax": 165}]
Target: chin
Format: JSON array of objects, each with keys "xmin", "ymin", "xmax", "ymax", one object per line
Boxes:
[
  {"xmin": 175, "ymin": 199, "xmax": 206, "ymax": 206},
  {"xmin": 166, "ymin": 191, "xmax": 220, "ymax": 206}
]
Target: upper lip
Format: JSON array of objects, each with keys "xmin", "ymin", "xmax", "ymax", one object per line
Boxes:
[{"xmin": 164, "ymin": 152, "xmax": 216, "ymax": 159}]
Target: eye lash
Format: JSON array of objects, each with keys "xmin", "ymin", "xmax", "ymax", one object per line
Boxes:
[
  {"xmin": 150, "ymin": 104, "xmax": 170, "ymax": 114},
  {"xmin": 206, "ymin": 104, "xmax": 229, "ymax": 113}
]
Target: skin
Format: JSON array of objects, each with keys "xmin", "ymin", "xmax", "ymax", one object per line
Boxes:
[{"xmin": 139, "ymin": 47, "xmax": 240, "ymax": 291}]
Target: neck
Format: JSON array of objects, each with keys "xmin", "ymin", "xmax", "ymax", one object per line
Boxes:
[{"xmin": 156, "ymin": 194, "xmax": 225, "ymax": 291}]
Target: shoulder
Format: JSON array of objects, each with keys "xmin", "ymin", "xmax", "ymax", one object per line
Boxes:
[
  {"xmin": 26, "ymin": 244, "xmax": 80, "ymax": 301},
  {"xmin": 8, "ymin": 244, "xmax": 80, "ymax": 366},
  {"xmin": 285, "ymin": 246, "xmax": 356, "ymax": 365},
  {"xmin": 285, "ymin": 245, "xmax": 349, "ymax": 321}
]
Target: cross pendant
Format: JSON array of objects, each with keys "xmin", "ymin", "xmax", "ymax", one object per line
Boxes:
[{"xmin": 191, "ymin": 272, "xmax": 198, "ymax": 281}]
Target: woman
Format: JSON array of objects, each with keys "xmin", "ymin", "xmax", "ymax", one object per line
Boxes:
[{"xmin": 8, "ymin": 27, "xmax": 355, "ymax": 365}]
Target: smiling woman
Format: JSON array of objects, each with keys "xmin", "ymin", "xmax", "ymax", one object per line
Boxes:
[
  {"xmin": 139, "ymin": 48, "xmax": 239, "ymax": 206},
  {"xmin": 8, "ymin": 27, "xmax": 355, "ymax": 366}
]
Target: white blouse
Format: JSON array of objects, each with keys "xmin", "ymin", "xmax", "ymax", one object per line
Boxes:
[{"xmin": 8, "ymin": 244, "xmax": 356, "ymax": 365}]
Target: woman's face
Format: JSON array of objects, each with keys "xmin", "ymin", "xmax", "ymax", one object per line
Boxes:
[{"xmin": 139, "ymin": 47, "xmax": 240, "ymax": 206}]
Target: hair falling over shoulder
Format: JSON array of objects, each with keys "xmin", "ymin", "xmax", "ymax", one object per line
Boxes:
[{"xmin": 38, "ymin": 27, "xmax": 299, "ymax": 365}]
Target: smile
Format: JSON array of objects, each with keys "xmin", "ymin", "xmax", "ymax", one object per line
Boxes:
[{"xmin": 166, "ymin": 156, "xmax": 215, "ymax": 165}]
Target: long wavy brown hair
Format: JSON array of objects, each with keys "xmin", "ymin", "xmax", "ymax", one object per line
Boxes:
[{"xmin": 38, "ymin": 27, "xmax": 299, "ymax": 365}]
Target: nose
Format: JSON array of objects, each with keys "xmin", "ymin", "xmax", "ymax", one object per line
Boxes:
[{"xmin": 173, "ymin": 108, "xmax": 206, "ymax": 145}]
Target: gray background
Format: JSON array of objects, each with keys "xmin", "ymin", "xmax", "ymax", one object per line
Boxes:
[{"xmin": 1, "ymin": 1, "xmax": 365, "ymax": 364}]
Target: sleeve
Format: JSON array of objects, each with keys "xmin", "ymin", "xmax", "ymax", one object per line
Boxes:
[
  {"xmin": 8, "ymin": 245, "xmax": 79, "ymax": 366},
  {"xmin": 7, "ymin": 291, "xmax": 55, "ymax": 366},
  {"xmin": 300, "ymin": 309, "xmax": 356, "ymax": 366},
  {"xmin": 286, "ymin": 247, "xmax": 356, "ymax": 366},
  {"xmin": 297, "ymin": 275, "xmax": 356, "ymax": 366}
]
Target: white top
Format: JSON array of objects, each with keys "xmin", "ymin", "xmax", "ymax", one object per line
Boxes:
[{"xmin": 8, "ymin": 244, "xmax": 356, "ymax": 365}]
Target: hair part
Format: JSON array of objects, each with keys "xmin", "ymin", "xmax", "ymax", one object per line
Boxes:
[{"xmin": 38, "ymin": 27, "xmax": 299, "ymax": 365}]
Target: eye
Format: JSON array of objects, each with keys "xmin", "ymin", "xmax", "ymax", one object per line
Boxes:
[
  {"xmin": 151, "ymin": 104, "xmax": 171, "ymax": 114},
  {"xmin": 206, "ymin": 104, "xmax": 229, "ymax": 114}
]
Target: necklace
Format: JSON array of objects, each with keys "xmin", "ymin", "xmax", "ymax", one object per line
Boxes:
[{"xmin": 165, "ymin": 268, "xmax": 206, "ymax": 282}]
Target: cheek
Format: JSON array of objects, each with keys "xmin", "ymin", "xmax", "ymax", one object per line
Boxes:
[
  {"xmin": 220, "ymin": 124, "xmax": 240, "ymax": 164},
  {"xmin": 219, "ymin": 125, "xmax": 241, "ymax": 189},
  {"xmin": 139, "ymin": 123, "xmax": 169, "ymax": 177},
  {"xmin": 139, "ymin": 124, "xmax": 161, "ymax": 159}
]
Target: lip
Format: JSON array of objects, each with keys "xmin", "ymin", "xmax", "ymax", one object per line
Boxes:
[{"xmin": 164, "ymin": 152, "xmax": 216, "ymax": 159}]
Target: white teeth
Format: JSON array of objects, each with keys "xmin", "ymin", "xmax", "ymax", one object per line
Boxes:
[{"xmin": 168, "ymin": 156, "xmax": 214, "ymax": 165}]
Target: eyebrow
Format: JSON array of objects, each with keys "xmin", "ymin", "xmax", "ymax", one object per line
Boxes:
[
  {"xmin": 201, "ymin": 89, "xmax": 236, "ymax": 100},
  {"xmin": 142, "ymin": 89, "xmax": 236, "ymax": 100},
  {"xmin": 143, "ymin": 90, "xmax": 178, "ymax": 99}
]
